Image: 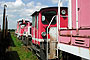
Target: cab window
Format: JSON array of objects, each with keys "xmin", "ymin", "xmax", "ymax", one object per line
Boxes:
[
  {"xmin": 32, "ymin": 15, "xmax": 35, "ymax": 27},
  {"xmin": 41, "ymin": 10, "xmax": 56, "ymax": 25}
]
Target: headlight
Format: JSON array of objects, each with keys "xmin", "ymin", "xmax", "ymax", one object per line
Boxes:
[
  {"xmin": 24, "ymin": 32, "xmax": 26, "ymax": 34},
  {"xmin": 61, "ymin": 10, "xmax": 66, "ymax": 15},
  {"xmin": 41, "ymin": 32, "xmax": 46, "ymax": 37}
]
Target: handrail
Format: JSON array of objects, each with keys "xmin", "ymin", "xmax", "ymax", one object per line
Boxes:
[
  {"xmin": 57, "ymin": 0, "xmax": 61, "ymax": 58},
  {"xmin": 76, "ymin": 0, "xmax": 78, "ymax": 29},
  {"xmin": 46, "ymin": 15, "xmax": 56, "ymax": 60}
]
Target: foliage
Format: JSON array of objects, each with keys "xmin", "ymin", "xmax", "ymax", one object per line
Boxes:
[{"xmin": 9, "ymin": 32, "xmax": 38, "ymax": 60}]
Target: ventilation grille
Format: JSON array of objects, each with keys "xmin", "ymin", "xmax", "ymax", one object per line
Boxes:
[{"xmin": 75, "ymin": 39, "xmax": 85, "ymax": 45}]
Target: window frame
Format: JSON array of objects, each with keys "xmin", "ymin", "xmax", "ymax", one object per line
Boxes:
[{"xmin": 41, "ymin": 10, "xmax": 57, "ymax": 25}]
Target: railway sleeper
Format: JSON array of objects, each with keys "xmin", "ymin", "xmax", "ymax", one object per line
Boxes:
[{"xmin": 36, "ymin": 52, "xmax": 40, "ymax": 58}]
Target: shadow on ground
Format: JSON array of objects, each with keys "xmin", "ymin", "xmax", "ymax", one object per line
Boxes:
[
  {"xmin": 4, "ymin": 32, "xmax": 20, "ymax": 60},
  {"xmin": 5, "ymin": 51, "xmax": 20, "ymax": 60}
]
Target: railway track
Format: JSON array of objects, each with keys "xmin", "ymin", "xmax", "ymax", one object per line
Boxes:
[{"xmin": 22, "ymin": 43, "xmax": 40, "ymax": 60}]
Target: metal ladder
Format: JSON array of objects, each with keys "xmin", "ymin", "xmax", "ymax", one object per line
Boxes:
[
  {"xmin": 46, "ymin": 0, "xmax": 62, "ymax": 59},
  {"xmin": 46, "ymin": 15, "xmax": 58, "ymax": 60}
]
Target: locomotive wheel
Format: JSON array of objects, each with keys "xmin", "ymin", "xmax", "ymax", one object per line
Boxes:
[
  {"xmin": 25, "ymin": 37, "xmax": 29, "ymax": 46},
  {"xmin": 18, "ymin": 37, "xmax": 20, "ymax": 40},
  {"xmin": 22, "ymin": 36, "xmax": 27, "ymax": 45},
  {"xmin": 18, "ymin": 36, "xmax": 22, "ymax": 40},
  {"xmin": 28, "ymin": 38, "xmax": 32, "ymax": 46},
  {"xmin": 28, "ymin": 38, "xmax": 33, "ymax": 51},
  {"xmin": 40, "ymin": 48, "xmax": 46, "ymax": 60}
]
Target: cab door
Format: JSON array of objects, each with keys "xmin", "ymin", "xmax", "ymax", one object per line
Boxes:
[
  {"xmin": 35, "ymin": 14, "xmax": 38, "ymax": 44},
  {"xmin": 78, "ymin": 0, "xmax": 90, "ymax": 28},
  {"xmin": 32, "ymin": 15, "xmax": 35, "ymax": 44}
]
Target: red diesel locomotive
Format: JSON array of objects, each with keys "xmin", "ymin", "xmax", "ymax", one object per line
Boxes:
[
  {"xmin": 22, "ymin": 21, "xmax": 32, "ymax": 45},
  {"xmin": 15, "ymin": 19, "xmax": 31, "ymax": 40},
  {"xmin": 30, "ymin": 7, "xmax": 68, "ymax": 60}
]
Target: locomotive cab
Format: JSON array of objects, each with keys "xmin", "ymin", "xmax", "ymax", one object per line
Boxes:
[
  {"xmin": 31, "ymin": 7, "xmax": 68, "ymax": 60},
  {"xmin": 22, "ymin": 21, "xmax": 29, "ymax": 36},
  {"xmin": 16, "ymin": 19, "xmax": 25, "ymax": 38},
  {"xmin": 22, "ymin": 20, "xmax": 32, "ymax": 45},
  {"xmin": 31, "ymin": 7, "xmax": 68, "ymax": 45},
  {"xmin": 18, "ymin": 23, "xmax": 26, "ymax": 40}
]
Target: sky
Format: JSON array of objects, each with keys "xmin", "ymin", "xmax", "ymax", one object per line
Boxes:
[{"xmin": 0, "ymin": 0, "xmax": 68, "ymax": 29}]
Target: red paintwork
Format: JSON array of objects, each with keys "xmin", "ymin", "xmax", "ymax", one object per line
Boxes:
[
  {"xmin": 15, "ymin": 21, "xmax": 19, "ymax": 34},
  {"xmin": 15, "ymin": 19, "xmax": 26, "ymax": 35},
  {"xmin": 24, "ymin": 22, "xmax": 30, "ymax": 34},
  {"xmin": 60, "ymin": 16, "xmax": 68, "ymax": 28},
  {"xmin": 19, "ymin": 25, "xmax": 24, "ymax": 36},
  {"xmin": 32, "ymin": 28, "xmax": 34, "ymax": 43},
  {"xmin": 60, "ymin": 8, "xmax": 68, "ymax": 28}
]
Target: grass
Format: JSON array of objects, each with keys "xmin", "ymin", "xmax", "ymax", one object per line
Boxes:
[{"xmin": 9, "ymin": 31, "xmax": 38, "ymax": 60}]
